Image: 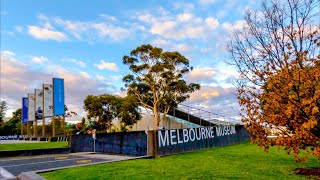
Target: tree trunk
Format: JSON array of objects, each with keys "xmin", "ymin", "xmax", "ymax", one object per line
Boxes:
[{"xmin": 153, "ymin": 104, "xmax": 159, "ymax": 157}]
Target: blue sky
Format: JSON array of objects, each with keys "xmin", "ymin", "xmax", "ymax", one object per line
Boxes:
[{"xmin": 1, "ymin": 0, "xmax": 256, "ymax": 120}]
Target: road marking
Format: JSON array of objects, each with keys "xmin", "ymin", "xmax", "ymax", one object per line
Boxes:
[
  {"xmin": 76, "ymin": 160, "xmax": 92, "ymax": 164},
  {"xmin": 55, "ymin": 156, "xmax": 69, "ymax": 160},
  {"xmin": 0, "ymin": 154, "xmax": 71, "ymax": 162},
  {"xmin": 1, "ymin": 157, "xmax": 88, "ymax": 168},
  {"xmin": 0, "ymin": 167, "xmax": 15, "ymax": 179}
]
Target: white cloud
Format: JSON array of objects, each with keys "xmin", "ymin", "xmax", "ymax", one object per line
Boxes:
[
  {"xmin": 184, "ymin": 85, "xmax": 239, "ymax": 118},
  {"xmin": 222, "ymin": 20, "xmax": 247, "ymax": 31},
  {"xmin": 187, "ymin": 65, "xmax": 239, "ymax": 88},
  {"xmin": 80, "ymin": 72, "xmax": 91, "ymax": 79},
  {"xmin": 199, "ymin": 0, "xmax": 216, "ymax": 5},
  {"xmin": 176, "ymin": 44, "xmax": 192, "ymax": 52},
  {"xmin": 136, "ymin": 11, "xmax": 219, "ymax": 40},
  {"xmin": 1, "ymin": 50, "xmax": 15, "ymax": 57},
  {"xmin": 96, "ymin": 75, "xmax": 105, "ymax": 81},
  {"xmin": 92, "ymin": 23, "xmax": 130, "ymax": 41},
  {"xmin": 151, "ymin": 38, "xmax": 171, "ymax": 47},
  {"xmin": 188, "ymin": 67, "xmax": 217, "ymax": 82},
  {"xmin": 54, "ymin": 16, "xmax": 131, "ymax": 41},
  {"xmin": 64, "ymin": 58, "xmax": 86, "ymax": 67},
  {"xmin": 32, "ymin": 56, "xmax": 48, "ymax": 63},
  {"xmin": 15, "ymin": 26, "xmax": 23, "ymax": 32},
  {"xmin": 151, "ymin": 38, "xmax": 193, "ymax": 53},
  {"xmin": 1, "ymin": 52, "xmax": 116, "ymax": 118},
  {"xmin": 173, "ymin": 2, "xmax": 194, "ymax": 11},
  {"xmin": 94, "ymin": 60, "xmax": 118, "ymax": 71},
  {"xmin": 28, "ymin": 25, "xmax": 68, "ymax": 41},
  {"xmin": 110, "ymin": 75, "xmax": 122, "ymax": 81},
  {"xmin": 99, "ymin": 14, "xmax": 118, "ymax": 21},
  {"xmin": 177, "ymin": 13, "xmax": 193, "ymax": 22},
  {"xmin": 205, "ymin": 17, "xmax": 219, "ymax": 30}
]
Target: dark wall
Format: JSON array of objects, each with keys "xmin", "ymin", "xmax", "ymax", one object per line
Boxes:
[
  {"xmin": 70, "ymin": 131, "xmax": 147, "ymax": 156},
  {"xmin": 157, "ymin": 126, "xmax": 249, "ymax": 156}
]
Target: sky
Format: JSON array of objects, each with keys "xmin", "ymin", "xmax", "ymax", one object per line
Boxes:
[{"xmin": 1, "ymin": 0, "xmax": 257, "ymax": 121}]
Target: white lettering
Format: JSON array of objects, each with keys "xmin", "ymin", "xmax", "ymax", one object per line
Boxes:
[
  {"xmin": 158, "ymin": 130, "xmax": 169, "ymax": 147},
  {"xmin": 189, "ymin": 128, "xmax": 195, "ymax": 141},
  {"xmin": 205, "ymin": 127, "xmax": 210, "ymax": 138},
  {"xmin": 183, "ymin": 129, "xmax": 189, "ymax": 143},
  {"xmin": 216, "ymin": 126, "xmax": 222, "ymax": 137},
  {"xmin": 177, "ymin": 129, "xmax": 183, "ymax": 144},
  {"xmin": 201, "ymin": 128, "xmax": 206, "ymax": 139},
  {"xmin": 158, "ymin": 126, "xmax": 237, "ymax": 147},
  {"xmin": 170, "ymin": 129, "xmax": 177, "ymax": 145},
  {"xmin": 195, "ymin": 128, "xmax": 201, "ymax": 140},
  {"xmin": 210, "ymin": 127, "xmax": 214, "ymax": 137},
  {"xmin": 231, "ymin": 126, "xmax": 236, "ymax": 134}
]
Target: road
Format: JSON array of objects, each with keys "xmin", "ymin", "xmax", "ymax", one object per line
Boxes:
[{"xmin": 0, "ymin": 153, "xmax": 139, "ymax": 178}]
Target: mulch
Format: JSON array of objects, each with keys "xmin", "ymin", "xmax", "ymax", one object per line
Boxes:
[{"xmin": 294, "ymin": 168, "xmax": 320, "ymax": 178}]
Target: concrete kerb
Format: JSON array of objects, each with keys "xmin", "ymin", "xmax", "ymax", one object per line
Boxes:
[{"xmin": 19, "ymin": 154, "xmax": 150, "ymax": 179}]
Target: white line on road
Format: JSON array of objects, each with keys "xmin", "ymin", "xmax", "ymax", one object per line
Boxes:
[{"xmin": 1, "ymin": 157, "xmax": 88, "ymax": 168}]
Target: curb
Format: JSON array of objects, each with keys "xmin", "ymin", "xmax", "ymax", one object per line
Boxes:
[{"xmin": 14, "ymin": 154, "xmax": 150, "ymax": 179}]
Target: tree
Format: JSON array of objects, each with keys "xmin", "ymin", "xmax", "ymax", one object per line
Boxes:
[
  {"xmin": 122, "ymin": 44, "xmax": 200, "ymax": 156},
  {"xmin": 0, "ymin": 100, "xmax": 7, "ymax": 123},
  {"xmin": 0, "ymin": 108, "xmax": 22, "ymax": 135},
  {"xmin": 227, "ymin": 0, "xmax": 320, "ymax": 160},
  {"xmin": 83, "ymin": 94, "xmax": 141, "ymax": 132},
  {"xmin": 118, "ymin": 95, "xmax": 141, "ymax": 127}
]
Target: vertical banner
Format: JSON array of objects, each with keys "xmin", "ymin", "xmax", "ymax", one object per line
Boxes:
[
  {"xmin": 35, "ymin": 89, "xmax": 43, "ymax": 120},
  {"xmin": 28, "ymin": 94, "xmax": 35, "ymax": 121},
  {"xmin": 53, "ymin": 78, "xmax": 65, "ymax": 115},
  {"xmin": 43, "ymin": 84, "xmax": 53, "ymax": 117},
  {"xmin": 22, "ymin": 97, "xmax": 28, "ymax": 123}
]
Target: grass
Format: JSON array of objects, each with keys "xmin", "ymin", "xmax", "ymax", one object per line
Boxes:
[
  {"xmin": 41, "ymin": 142, "xmax": 320, "ymax": 180},
  {"xmin": 0, "ymin": 142, "xmax": 68, "ymax": 151}
]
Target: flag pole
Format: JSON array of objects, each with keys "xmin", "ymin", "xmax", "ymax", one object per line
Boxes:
[
  {"xmin": 52, "ymin": 80, "xmax": 55, "ymax": 137},
  {"xmin": 42, "ymin": 85, "xmax": 45, "ymax": 137}
]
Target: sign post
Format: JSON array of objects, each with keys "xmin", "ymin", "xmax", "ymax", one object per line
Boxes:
[{"xmin": 92, "ymin": 129, "xmax": 96, "ymax": 153}]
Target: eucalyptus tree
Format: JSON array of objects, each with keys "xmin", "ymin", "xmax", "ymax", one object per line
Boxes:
[
  {"xmin": 84, "ymin": 94, "xmax": 141, "ymax": 132},
  {"xmin": 122, "ymin": 44, "xmax": 200, "ymax": 155}
]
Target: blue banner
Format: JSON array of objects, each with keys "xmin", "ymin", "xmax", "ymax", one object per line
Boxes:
[
  {"xmin": 53, "ymin": 78, "xmax": 65, "ymax": 115},
  {"xmin": 22, "ymin": 97, "xmax": 28, "ymax": 123}
]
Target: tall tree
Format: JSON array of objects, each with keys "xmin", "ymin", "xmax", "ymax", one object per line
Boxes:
[
  {"xmin": 118, "ymin": 95, "xmax": 141, "ymax": 127},
  {"xmin": 122, "ymin": 44, "xmax": 200, "ymax": 156},
  {"xmin": 83, "ymin": 94, "xmax": 141, "ymax": 132},
  {"xmin": 0, "ymin": 100, "xmax": 8, "ymax": 123},
  {"xmin": 227, "ymin": 0, "xmax": 319, "ymax": 160}
]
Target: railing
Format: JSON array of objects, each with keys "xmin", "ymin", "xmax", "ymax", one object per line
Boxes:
[{"xmin": 171, "ymin": 104, "xmax": 240, "ymax": 127}]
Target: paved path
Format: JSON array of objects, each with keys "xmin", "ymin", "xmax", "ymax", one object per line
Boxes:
[
  {"xmin": 0, "ymin": 140, "xmax": 42, "ymax": 144},
  {"xmin": 0, "ymin": 153, "xmax": 140, "ymax": 178}
]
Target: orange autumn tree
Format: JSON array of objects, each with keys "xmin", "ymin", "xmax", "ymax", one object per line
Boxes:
[{"xmin": 227, "ymin": 0, "xmax": 320, "ymax": 161}]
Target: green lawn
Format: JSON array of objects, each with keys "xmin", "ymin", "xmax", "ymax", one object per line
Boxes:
[
  {"xmin": 0, "ymin": 142, "xmax": 68, "ymax": 151},
  {"xmin": 41, "ymin": 142, "xmax": 319, "ymax": 179}
]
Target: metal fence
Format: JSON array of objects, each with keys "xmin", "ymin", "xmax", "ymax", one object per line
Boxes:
[
  {"xmin": 70, "ymin": 131, "xmax": 147, "ymax": 156},
  {"xmin": 156, "ymin": 125, "xmax": 249, "ymax": 156}
]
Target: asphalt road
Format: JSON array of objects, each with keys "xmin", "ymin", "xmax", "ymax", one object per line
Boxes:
[{"xmin": 0, "ymin": 153, "xmax": 138, "ymax": 177}]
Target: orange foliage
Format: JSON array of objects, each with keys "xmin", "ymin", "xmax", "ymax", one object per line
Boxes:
[{"xmin": 228, "ymin": 0, "xmax": 320, "ymax": 161}]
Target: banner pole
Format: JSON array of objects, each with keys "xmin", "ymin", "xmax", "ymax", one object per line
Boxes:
[
  {"xmin": 42, "ymin": 85, "xmax": 45, "ymax": 137},
  {"xmin": 27, "ymin": 121, "xmax": 30, "ymax": 136},
  {"xmin": 34, "ymin": 90, "xmax": 37, "ymax": 137},
  {"xmin": 63, "ymin": 115, "xmax": 66, "ymax": 135},
  {"xmin": 52, "ymin": 80, "xmax": 55, "ymax": 137},
  {"xmin": 52, "ymin": 116, "xmax": 55, "ymax": 137},
  {"xmin": 21, "ymin": 103, "xmax": 23, "ymax": 136}
]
